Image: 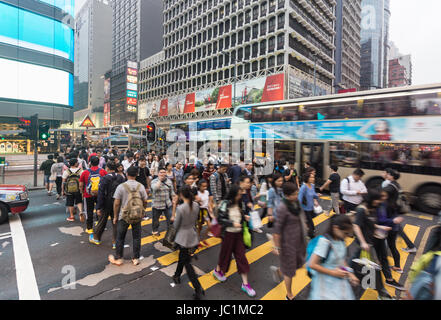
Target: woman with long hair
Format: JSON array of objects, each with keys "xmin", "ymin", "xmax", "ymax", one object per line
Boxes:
[
  {"xmin": 267, "ymin": 173, "xmax": 284, "ymax": 224},
  {"xmin": 212, "ymin": 185, "xmax": 256, "ymax": 297},
  {"xmin": 298, "ymin": 172, "xmax": 320, "ymax": 239},
  {"xmin": 150, "ymin": 155, "xmax": 160, "ymax": 179},
  {"xmin": 172, "ymin": 185, "xmax": 204, "ymax": 300}
]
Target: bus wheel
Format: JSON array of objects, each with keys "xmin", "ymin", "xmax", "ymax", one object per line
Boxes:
[
  {"xmin": 0, "ymin": 203, "xmax": 9, "ymax": 225},
  {"xmin": 366, "ymin": 177, "xmax": 384, "ymax": 190},
  {"xmin": 416, "ymin": 185, "xmax": 441, "ymax": 215}
]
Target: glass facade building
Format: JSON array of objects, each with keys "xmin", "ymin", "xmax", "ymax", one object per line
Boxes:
[
  {"xmin": 360, "ymin": 0, "xmax": 389, "ymax": 91},
  {"xmin": 0, "ymin": 0, "xmax": 74, "ymax": 122}
]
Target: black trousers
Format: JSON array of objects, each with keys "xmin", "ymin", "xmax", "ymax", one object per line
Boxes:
[
  {"xmin": 85, "ymin": 196, "xmax": 98, "ymax": 230},
  {"xmin": 94, "ymin": 204, "xmax": 117, "ymax": 242},
  {"xmin": 55, "ymin": 177, "xmax": 63, "ymax": 195},
  {"xmin": 174, "ymin": 245, "xmax": 202, "ymax": 292},
  {"xmin": 386, "ymin": 230, "xmax": 400, "ymax": 268},
  {"xmin": 304, "ymin": 210, "xmax": 316, "ymax": 238},
  {"xmin": 115, "ymin": 219, "xmax": 141, "ymax": 260},
  {"xmin": 398, "ymin": 225, "xmax": 415, "ymax": 249},
  {"xmin": 344, "ymin": 201, "xmax": 358, "ymax": 213},
  {"xmin": 372, "ymin": 237, "xmax": 392, "ymax": 280}
]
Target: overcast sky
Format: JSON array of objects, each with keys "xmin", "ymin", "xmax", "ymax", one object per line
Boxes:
[{"xmin": 74, "ymin": 0, "xmax": 441, "ymax": 86}]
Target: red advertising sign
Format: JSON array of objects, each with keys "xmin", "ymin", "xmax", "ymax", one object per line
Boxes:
[
  {"xmin": 127, "ymin": 68, "xmax": 138, "ymax": 76},
  {"xmin": 338, "ymin": 88, "xmax": 357, "ymax": 94},
  {"xmin": 216, "ymin": 85, "xmax": 232, "ymax": 109},
  {"xmin": 159, "ymin": 99, "xmax": 168, "ymax": 117},
  {"xmin": 184, "ymin": 93, "xmax": 196, "ymax": 114},
  {"xmin": 127, "ymin": 97, "xmax": 138, "ymax": 105},
  {"xmin": 261, "ymin": 73, "xmax": 284, "ymax": 102}
]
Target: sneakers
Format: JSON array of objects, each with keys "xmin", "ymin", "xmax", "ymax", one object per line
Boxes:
[
  {"xmin": 132, "ymin": 259, "xmax": 140, "ymax": 266},
  {"xmin": 207, "ymin": 232, "xmax": 214, "ymax": 237},
  {"xmin": 66, "ymin": 217, "xmax": 75, "ymax": 222},
  {"xmin": 253, "ymin": 228, "xmax": 263, "ymax": 234},
  {"xmin": 391, "ymin": 266, "xmax": 404, "ymax": 274},
  {"xmin": 108, "ymin": 255, "xmax": 123, "ymax": 266},
  {"xmin": 270, "ymin": 266, "xmax": 282, "ymax": 284},
  {"xmin": 86, "ymin": 228, "xmax": 94, "ymax": 234},
  {"xmin": 79, "ymin": 212, "xmax": 85, "ymax": 223},
  {"xmin": 143, "ymin": 216, "xmax": 151, "ymax": 221},
  {"xmin": 402, "ymin": 247, "xmax": 417, "ymax": 253},
  {"xmin": 385, "ymin": 279, "xmax": 405, "ymax": 291},
  {"xmin": 56, "ymin": 195, "xmax": 60, "ymax": 200},
  {"xmin": 241, "ymin": 283, "xmax": 256, "ymax": 297},
  {"xmin": 89, "ymin": 234, "xmax": 101, "ymax": 245},
  {"xmin": 213, "ymin": 269, "xmax": 227, "ymax": 282}
]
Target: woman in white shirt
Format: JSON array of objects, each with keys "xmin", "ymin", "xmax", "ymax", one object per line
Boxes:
[{"xmin": 196, "ymin": 179, "xmax": 214, "ymax": 247}]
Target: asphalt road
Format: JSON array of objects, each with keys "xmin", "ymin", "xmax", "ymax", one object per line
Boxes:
[{"xmin": 0, "ymin": 190, "xmax": 438, "ymax": 300}]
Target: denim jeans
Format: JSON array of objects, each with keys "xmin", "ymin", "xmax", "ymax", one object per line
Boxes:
[
  {"xmin": 152, "ymin": 207, "xmax": 172, "ymax": 233},
  {"xmin": 115, "ymin": 219, "xmax": 141, "ymax": 260}
]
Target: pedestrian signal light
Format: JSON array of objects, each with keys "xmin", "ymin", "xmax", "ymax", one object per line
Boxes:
[{"xmin": 39, "ymin": 124, "xmax": 50, "ymax": 141}]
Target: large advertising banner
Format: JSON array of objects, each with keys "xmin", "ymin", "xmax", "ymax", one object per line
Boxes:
[
  {"xmin": 184, "ymin": 93, "xmax": 196, "ymax": 114},
  {"xmin": 216, "ymin": 85, "xmax": 232, "ymax": 109},
  {"xmin": 261, "ymin": 73, "xmax": 285, "ymax": 102},
  {"xmin": 249, "ymin": 117, "xmax": 441, "ymax": 143},
  {"xmin": 159, "ymin": 99, "xmax": 168, "ymax": 117},
  {"xmin": 195, "ymin": 88, "xmax": 217, "ymax": 113},
  {"xmin": 138, "ymin": 100, "xmax": 160, "ymax": 120},
  {"xmin": 288, "ymin": 68, "xmax": 329, "ymax": 99},
  {"xmin": 168, "ymin": 95, "xmax": 186, "ymax": 115}
]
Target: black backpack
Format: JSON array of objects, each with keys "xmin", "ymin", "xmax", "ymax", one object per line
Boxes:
[{"xmin": 106, "ymin": 173, "xmax": 123, "ymax": 199}]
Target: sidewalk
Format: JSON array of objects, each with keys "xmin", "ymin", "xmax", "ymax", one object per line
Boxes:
[{"xmin": 1, "ymin": 170, "xmax": 45, "ymax": 188}]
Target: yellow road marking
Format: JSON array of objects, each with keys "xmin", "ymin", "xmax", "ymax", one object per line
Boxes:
[
  {"xmin": 405, "ymin": 213, "xmax": 433, "ymax": 221},
  {"xmin": 320, "ymin": 196, "xmax": 331, "ymax": 201},
  {"xmin": 261, "ymin": 237, "xmax": 355, "ymax": 300},
  {"xmin": 141, "ymin": 231, "xmax": 167, "ymax": 246},
  {"xmin": 360, "ymin": 224, "xmax": 419, "ymax": 300},
  {"xmin": 129, "ymin": 216, "xmax": 165, "ymax": 229}
]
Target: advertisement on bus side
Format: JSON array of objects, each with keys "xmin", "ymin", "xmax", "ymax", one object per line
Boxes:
[{"xmin": 248, "ymin": 117, "xmax": 441, "ymax": 143}]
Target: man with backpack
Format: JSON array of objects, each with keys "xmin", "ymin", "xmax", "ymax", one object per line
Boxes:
[
  {"xmin": 79, "ymin": 156, "xmax": 107, "ymax": 233},
  {"xmin": 90, "ymin": 161, "xmax": 126, "ymax": 248},
  {"xmin": 109, "ymin": 166, "xmax": 148, "ymax": 266},
  {"xmin": 62, "ymin": 158, "xmax": 84, "ymax": 222}
]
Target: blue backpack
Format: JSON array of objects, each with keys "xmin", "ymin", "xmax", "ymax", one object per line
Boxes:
[
  {"xmin": 306, "ymin": 234, "xmax": 332, "ymax": 278},
  {"xmin": 409, "ymin": 255, "xmax": 440, "ymax": 300}
]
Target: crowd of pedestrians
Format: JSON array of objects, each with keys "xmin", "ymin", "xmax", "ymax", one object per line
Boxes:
[{"xmin": 38, "ymin": 144, "xmax": 441, "ymax": 300}]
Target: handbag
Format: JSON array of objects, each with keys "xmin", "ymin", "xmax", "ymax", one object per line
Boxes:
[
  {"xmin": 162, "ymin": 225, "xmax": 177, "ymax": 250},
  {"xmin": 313, "ymin": 204, "xmax": 323, "ymax": 215},
  {"xmin": 209, "ymin": 217, "xmax": 222, "ymax": 238},
  {"xmin": 249, "ymin": 210, "xmax": 262, "ymax": 229},
  {"xmin": 243, "ymin": 221, "xmax": 252, "ymax": 249}
]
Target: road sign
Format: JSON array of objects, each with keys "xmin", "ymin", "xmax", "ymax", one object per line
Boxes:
[{"xmin": 80, "ymin": 115, "xmax": 96, "ymax": 128}]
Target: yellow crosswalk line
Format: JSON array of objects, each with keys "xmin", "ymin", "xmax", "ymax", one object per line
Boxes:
[
  {"xmin": 159, "ymin": 217, "xmax": 270, "ymax": 267},
  {"xmin": 261, "ymin": 237, "xmax": 355, "ymax": 300},
  {"xmin": 320, "ymin": 196, "xmax": 331, "ymax": 201},
  {"xmin": 141, "ymin": 231, "xmax": 166, "ymax": 246},
  {"xmin": 313, "ymin": 211, "xmax": 335, "ymax": 226},
  {"xmin": 129, "ymin": 216, "xmax": 165, "ymax": 229},
  {"xmin": 360, "ymin": 224, "xmax": 420, "ymax": 300}
]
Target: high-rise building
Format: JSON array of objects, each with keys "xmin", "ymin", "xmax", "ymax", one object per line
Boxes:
[
  {"xmin": 388, "ymin": 42, "xmax": 412, "ymax": 87},
  {"xmin": 334, "ymin": 0, "xmax": 362, "ymax": 91},
  {"xmin": 74, "ymin": 0, "xmax": 113, "ymax": 128},
  {"xmin": 360, "ymin": 0, "xmax": 390, "ymax": 90},
  {"xmin": 0, "ymin": 0, "xmax": 74, "ymax": 154},
  {"xmin": 138, "ymin": 0, "xmax": 336, "ymax": 124},
  {"xmin": 110, "ymin": 0, "xmax": 163, "ymax": 125}
]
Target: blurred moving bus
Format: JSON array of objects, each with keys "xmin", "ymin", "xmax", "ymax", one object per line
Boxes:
[{"xmin": 230, "ymin": 84, "xmax": 441, "ymax": 214}]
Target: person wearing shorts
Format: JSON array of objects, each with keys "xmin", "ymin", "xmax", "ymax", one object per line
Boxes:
[{"xmin": 62, "ymin": 158, "xmax": 84, "ymax": 222}]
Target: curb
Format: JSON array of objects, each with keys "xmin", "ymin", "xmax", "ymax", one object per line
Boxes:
[{"xmin": 27, "ymin": 187, "xmax": 46, "ymax": 191}]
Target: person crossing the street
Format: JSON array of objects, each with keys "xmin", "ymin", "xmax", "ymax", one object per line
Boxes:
[
  {"xmin": 79, "ymin": 156, "xmax": 107, "ymax": 234},
  {"xmin": 90, "ymin": 161, "xmax": 126, "ymax": 249},
  {"xmin": 62, "ymin": 158, "xmax": 84, "ymax": 222},
  {"xmin": 40, "ymin": 154, "xmax": 55, "ymax": 196},
  {"xmin": 109, "ymin": 166, "xmax": 148, "ymax": 266},
  {"xmin": 320, "ymin": 165, "xmax": 341, "ymax": 215},
  {"xmin": 340, "ymin": 169, "xmax": 368, "ymax": 214},
  {"xmin": 151, "ymin": 168, "xmax": 176, "ymax": 236}
]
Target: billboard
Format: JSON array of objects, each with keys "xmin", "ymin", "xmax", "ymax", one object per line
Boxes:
[
  {"xmin": 249, "ymin": 117, "xmax": 441, "ymax": 143},
  {"xmin": 154, "ymin": 73, "xmax": 285, "ymax": 116},
  {"xmin": 126, "ymin": 61, "xmax": 138, "ymax": 113},
  {"xmin": 288, "ymin": 68, "xmax": 329, "ymax": 99},
  {"xmin": 103, "ymin": 102, "xmax": 110, "ymax": 127}
]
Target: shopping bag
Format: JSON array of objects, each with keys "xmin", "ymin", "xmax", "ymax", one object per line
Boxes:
[
  {"xmin": 162, "ymin": 225, "xmax": 177, "ymax": 250},
  {"xmin": 209, "ymin": 217, "xmax": 222, "ymax": 238},
  {"xmin": 313, "ymin": 205, "xmax": 323, "ymax": 215},
  {"xmin": 243, "ymin": 222, "xmax": 252, "ymax": 249},
  {"xmin": 249, "ymin": 210, "xmax": 262, "ymax": 229}
]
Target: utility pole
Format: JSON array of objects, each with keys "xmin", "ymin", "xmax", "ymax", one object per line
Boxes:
[{"xmin": 31, "ymin": 114, "xmax": 39, "ymax": 187}]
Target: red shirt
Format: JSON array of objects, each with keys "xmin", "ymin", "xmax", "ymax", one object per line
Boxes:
[{"xmin": 79, "ymin": 166, "xmax": 107, "ymax": 198}]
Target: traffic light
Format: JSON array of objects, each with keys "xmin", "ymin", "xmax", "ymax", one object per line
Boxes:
[
  {"xmin": 18, "ymin": 122, "xmax": 32, "ymax": 139},
  {"xmin": 146, "ymin": 121, "xmax": 157, "ymax": 144},
  {"xmin": 39, "ymin": 124, "xmax": 50, "ymax": 141},
  {"xmin": 18, "ymin": 115, "xmax": 38, "ymax": 140}
]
